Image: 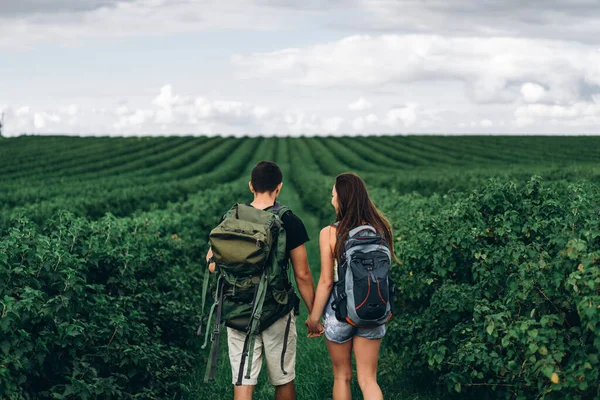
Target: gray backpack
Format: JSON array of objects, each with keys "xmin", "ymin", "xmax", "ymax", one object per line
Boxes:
[{"xmin": 331, "ymin": 225, "xmax": 394, "ymax": 327}]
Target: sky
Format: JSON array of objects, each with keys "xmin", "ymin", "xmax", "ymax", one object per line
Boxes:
[{"xmin": 1, "ymin": 0, "xmax": 600, "ymax": 136}]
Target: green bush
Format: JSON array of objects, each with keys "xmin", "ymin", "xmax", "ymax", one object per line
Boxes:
[
  {"xmin": 0, "ymin": 181, "xmax": 247, "ymax": 399},
  {"xmin": 379, "ymin": 177, "xmax": 600, "ymax": 399},
  {"xmin": 0, "ymin": 213, "xmax": 197, "ymax": 398}
]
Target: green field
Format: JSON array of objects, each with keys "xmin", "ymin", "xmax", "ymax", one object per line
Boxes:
[{"xmin": 1, "ymin": 135, "xmax": 599, "ymax": 399}]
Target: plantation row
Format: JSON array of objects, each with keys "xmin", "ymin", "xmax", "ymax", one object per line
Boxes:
[
  {"xmin": 0, "ymin": 139, "xmax": 262, "ymax": 226},
  {"xmin": 3, "ymin": 137, "xmax": 600, "ymax": 225},
  {"xmin": 1, "ymin": 135, "xmax": 600, "ymax": 399},
  {"xmin": 3, "ymin": 136, "xmax": 600, "ymax": 187}
]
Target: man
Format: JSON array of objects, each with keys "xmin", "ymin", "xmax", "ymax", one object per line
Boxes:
[{"xmin": 206, "ymin": 161, "xmax": 317, "ymax": 400}]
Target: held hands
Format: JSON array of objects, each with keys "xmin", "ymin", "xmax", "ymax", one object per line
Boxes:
[{"xmin": 305, "ymin": 315, "xmax": 324, "ymax": 338}]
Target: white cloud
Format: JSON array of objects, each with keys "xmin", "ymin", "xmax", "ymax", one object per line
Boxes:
[
  {"xmin": 514, "ymin": 116, "xmax": 535, "ymax": 128},
  {"xmin": 384, "ymin": 104, "xmax": 418, "ymax": 127},
  {"xmin": 152, "ymin": 85, "xmax": 179, "ymax": 124},
  {"xmin": 3, "ymin": 0, "xmax": 600, "ymax": 50},
  {"xmin": 365, "ymin": 113, "xmax": 379, "ymax": 123},
  {"xmin": 115, "ymin": 105, "xmax": 129, "ymax": 116},
  {"xmin": 33, "ymin": 112, "xmax": 61, "ymax": 130},
  {"xmin": 110, "ymin": 85, "xmax": 279, "ymax": 134},
  {"xmin": 348, "ymin": 97, "xmax": 372, "ymax": 111},
  {"xmin": 153, "ymin": 85, "xmax": 179, "ymax": 110},
  {"xmin": 62, "ymin": 104, "xmax": 78, "ymax": 116},
  {"xmin": 521, "ymin": 83, "xmax": 547, "ymax": 103},
  {"xmin": 352, "ymin": 117, "xmax": 365, "ymax": 131},
  {"xmin": 0, "ymin": 0, "xmax": 317, "ymax": 49},
  {"xmin": 514, "ymin": 98, "xmax": 600, "ymax": 127},
  {"xmin": 322, "ymin": 116, "xmax": 344, "ymax": 133},
  {"xmin": 233, "ymin": 34, "xmax": 600, "ymax": 106},
  {"xmin": 356, "ymin": 0, "xmax": 600, "ymax": 44},
  {"xmin": 33, "ymin": 113, "xmax": 45, "ymax": 129},
  {"xmin": 15, "ymin": 106, "xmax": 30, "ymax": 117},
  {"xmin": 2, "ymin": 2, "xmax": 600, "ymax": 136},
  {"xmin": 130, "ymin": 110, "xmax": 153, "ymax": 126},
  {"xmin": 252, "ymin": 106, "xmax": 270, "ymax": 119}
]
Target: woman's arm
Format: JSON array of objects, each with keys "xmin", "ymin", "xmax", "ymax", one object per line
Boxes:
[{"xmin": 306, "ymin": 226, "xmax": 335, "ymax": 334}]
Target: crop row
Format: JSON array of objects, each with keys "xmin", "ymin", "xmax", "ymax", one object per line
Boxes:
[{"xmin": 0, "ymin": 138, "xmax": 272, "ymax": 225}]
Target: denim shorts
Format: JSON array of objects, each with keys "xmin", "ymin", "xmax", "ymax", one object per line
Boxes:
[{"xmin": 323, "ymin": 293, "xmax": 386, "ymax": 344}]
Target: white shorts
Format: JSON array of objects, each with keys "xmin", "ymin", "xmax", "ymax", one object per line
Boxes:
[{"xmin": 227, "ymin": 311, "xmax": 297, "ymax": 386}]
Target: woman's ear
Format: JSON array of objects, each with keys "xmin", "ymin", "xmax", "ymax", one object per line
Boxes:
[{"xmin": 249, "ymin": 181, "xmax": 255, "ymax": 194}]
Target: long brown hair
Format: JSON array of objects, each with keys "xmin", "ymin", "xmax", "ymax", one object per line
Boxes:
[{"xmin": 333, "ymin": 172, "xmax": 396, "ymax": 262}]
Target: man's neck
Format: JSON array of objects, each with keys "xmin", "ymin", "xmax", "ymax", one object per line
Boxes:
[{"xmin": 251, "ymin": 193, "xmax": 277, "ymax": 210}]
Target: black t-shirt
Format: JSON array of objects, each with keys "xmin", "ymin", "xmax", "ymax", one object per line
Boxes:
[
  {"xmin": 259, "ymin": 204, "xmax": 310, "ymax": 262},
  {"xmin": 219, "ymin": 203, "xmax": 310, "ymax": 266}
]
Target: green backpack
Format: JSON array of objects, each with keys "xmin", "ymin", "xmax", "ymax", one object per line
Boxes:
[{"xmin": 197, "ymin": 202, "xmax": 298, "ymax": 384}]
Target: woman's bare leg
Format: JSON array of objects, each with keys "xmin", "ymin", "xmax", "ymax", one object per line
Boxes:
[
  {"xmin": 326, "ymin": 339, "xmax": 353, "ymax": 400},
  {"xmin": 353, "ymin": 337, "xmax": 383, "ymax": 400}
]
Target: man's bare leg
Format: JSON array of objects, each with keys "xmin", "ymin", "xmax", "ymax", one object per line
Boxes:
[
  {"xmin": 234, "ymin": 384, "xmax": 255, "ymax": 400},
  {"xmin": 275, "ymin": 380, "xmax": 296, "ymax": 400}
]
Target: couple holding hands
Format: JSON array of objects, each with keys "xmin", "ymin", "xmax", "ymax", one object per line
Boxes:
[{"xmin": 204, "ymin": 161, "xmax": 394, "ymax": 400}]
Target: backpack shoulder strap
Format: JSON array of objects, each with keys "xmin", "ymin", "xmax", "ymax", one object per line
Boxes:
[
  {"xmin": 220, "ymin": 203, "xmax": 239, "ymax": 221},
  {"xmin": 330, "ymin": 222, "xmax": 343, "ymax": 241},
  {"xmin": 348, "ymin": 225, "xmax": 377, "ymax": 238},
  {"xmin": 271, "ymin": 202, "xmax": 290, "ymax": 220}
]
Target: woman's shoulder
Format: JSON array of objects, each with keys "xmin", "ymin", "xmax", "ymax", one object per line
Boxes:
[
  {"xmin": 320, "ymin": 223, "xmax": 336, "ymax": 234},
  {"xmin": 320, "ymin": 224, "xmax": 337, "ymax": 242},
  {"xmin": 321, "ymin": 221, "xmax": 338, "ymax": 231}
]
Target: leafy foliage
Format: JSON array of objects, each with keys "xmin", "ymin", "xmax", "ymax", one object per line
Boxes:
[
  {"xmin": 0, "ymin": 183, "xmax": 246, "ymax": 399},
  {"xmin": 379, "ymin": 178, "xmax": 600, "ymax": 399},
  {"xmin": 2, "ymin": 135, "xmax": 600, "ymax": 399}
]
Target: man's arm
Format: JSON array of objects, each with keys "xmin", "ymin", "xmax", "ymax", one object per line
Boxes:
[{"xmin": 289, "ymin": 244, "xmax": 316, "ymax": 313}]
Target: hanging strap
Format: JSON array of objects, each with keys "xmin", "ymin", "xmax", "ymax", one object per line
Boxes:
[
  {"xmin": 280, "ymin": 312, "xmax": 293, "ymax": 375},
  {"xmin": 201, "ymin": 274, "xmax": 222, "ymax": 349},
  {"xmin": 204, "ymin": 279, "xmax": 225, "ymax": 383},
  {"xmin": 196, "ymin": 264, "xmax": 213, "ymax": 336},
  {"xmin": 236, "ymin": 332, "xmax": 252, "ymax": 385},
  {"xmin": 244, "ymin": 271, "xmax": 269, "ymax": 379},
  {"xmin": 235, "ymin": 284, "xmax": 260, "ymax": 386}
]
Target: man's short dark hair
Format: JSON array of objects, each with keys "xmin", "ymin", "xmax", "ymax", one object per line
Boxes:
[{"xmin": 251, "ymin": 161, "xmax": 283, "ymax": 193}]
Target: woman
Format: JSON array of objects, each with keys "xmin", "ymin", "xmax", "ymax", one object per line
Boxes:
[{"xmin": 306, "ymin": 172, "xmax": 396, "ymax": 400}]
